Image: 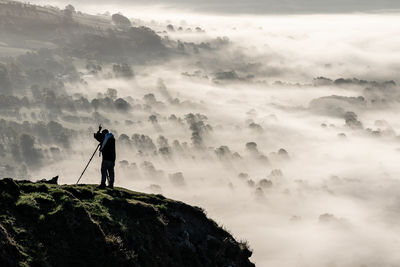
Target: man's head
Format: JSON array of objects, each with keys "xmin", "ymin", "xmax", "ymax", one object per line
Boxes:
[{"xmin": 102, "ymin": 129, "xmax": 109, "ymax": 135}]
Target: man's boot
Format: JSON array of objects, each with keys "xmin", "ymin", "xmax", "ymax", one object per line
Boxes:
[
  {"xmin": 97, "ymin": 183, "xmax": 106, "ymax": 189},
  {"xmin": 107, "ymin": 183, "xmax": 114, "ymax": 189}
]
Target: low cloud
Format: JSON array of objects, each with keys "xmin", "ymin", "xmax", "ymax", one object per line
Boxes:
[{"xmin": 1, "ymin": 2, "xmax": 400, "ymax": 266}]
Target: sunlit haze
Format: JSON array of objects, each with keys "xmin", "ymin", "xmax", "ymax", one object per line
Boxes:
[{"xmin": 1, "ymin": 0, "xmax": 400, "ymax": 266}]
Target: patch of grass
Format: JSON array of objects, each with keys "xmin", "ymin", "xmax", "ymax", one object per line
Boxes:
[
  {"xmin": 31, "ymin": 192, "xmax": 55, "ymax": 204},
  {"xmin": 47, "ymin": 204, "xmax": 63, "ymax": 216},
  {"xmin": 155, "ymin": 204, "xmax": 168, "ymax": 212},
  {"xmin": 0, "ymin": 191, "xmax": 16, "ymax": 202},
  {"xmin": 82, "ymin": 200, "xmax": 112, "ymax": 222},
  {"xmin": 94, "ymin": 191, "xmax": 113, "ymax": 202},
  {"xmin": 0, "ymin": 215, "xmax": 15, "ymax": 226},
  {"xmin": 38, "ymin": 214, "xmax": 45, "ymax": 222},
  {"xmin": 48, "ymin": 187, "xmax": 67, "ymax": 199},
  {"xmin": 119, "ymin": 221, "xmax": 129, "ymax": 233},
  {"xmin": 19, "ymin": 183, "xmax": 49, "ymax": 194},
  {"xmin": 239, "ymin": 238, "xmax": 252, "ymax": 251},
  {"xmin": 16, "ymin": 194, "xmax": 40, "ymax": 210}
]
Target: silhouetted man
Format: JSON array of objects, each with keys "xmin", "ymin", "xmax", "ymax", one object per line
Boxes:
[{"xmin": 94, "ymin": 125, "xmax": 116, "ymax": 189}]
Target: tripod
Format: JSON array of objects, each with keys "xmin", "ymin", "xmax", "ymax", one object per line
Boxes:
[{"xmin": 76, "ymin": 144, "xmax": 100, "ymax": 184}]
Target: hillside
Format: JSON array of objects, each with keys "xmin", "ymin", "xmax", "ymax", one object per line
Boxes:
[
  {"xmin": 0, "ymin": 178, "xmax": 254, "ymax": 267},
  {"xmin": 0, "ymin": 1, "xmax": 167, "ymax": 62}
]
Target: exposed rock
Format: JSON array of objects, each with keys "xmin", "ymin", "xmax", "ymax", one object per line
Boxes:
[{"xmin": 36, "ymin": 175, "xmax": 58, "ymax": 184}]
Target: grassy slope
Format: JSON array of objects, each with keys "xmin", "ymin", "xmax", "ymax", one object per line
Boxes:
[
  {"xmin": 0, "ymin": 1, "xmax": 167, "ymax": 61},
  {"xmin": 0, "ymin": 178, "xmax": 254, "ymax": 267},
  {"xmin": 0, "ymin": 1, "xmax": 112, "ymax": 28}
]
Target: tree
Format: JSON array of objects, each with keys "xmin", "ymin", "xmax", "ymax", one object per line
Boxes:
[
  {"xmin": 19, "ymin": 134, "xmax": 42, "ymax": 167},
  {"xmin": 166, "ymin": 24, "xmax": 175, "ymax": 31},
  {"xmin": 111, "ymin": 13, "xmax": 131, "ymax": 29},
  {"xmin": 106, "ymin": 88, "xmax": 118, "ymax": 100},
  {"xmin": 114, "ymin": 98, "xmax": 131, "ymax": 112},
  {"xmin": 344, "ymin": 111, "xmax": 363, "ymax": 129},
  {"xmin": 148, "ymin": 115, "xmax": 158, "ymax": 124},
  {"xmin": 63, "ymin": 6, "xmax": 74, "ymax": 21},
  {"xmin": 0, "ymin": 63, "xmax": 13, "ymax": 95},
  {"xmin": 65, "ymin": 4, "xmax": 75, "ymax": 13},
  {"xmin": 112, "ymin": 64, "xmax": 134, "ymax": 78}
]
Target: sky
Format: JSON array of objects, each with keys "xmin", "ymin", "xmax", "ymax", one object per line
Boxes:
[{"xmin": 31, "ymin": 0, "xmax": 400, "ymax": 14}]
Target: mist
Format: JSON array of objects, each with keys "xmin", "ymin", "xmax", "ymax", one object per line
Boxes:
[
  {"xmin": 31, "ymin": 0, "xmax": 400, "ymax": 14},
  {"xmin": 1, "ymin": 1, "xmax": 400, "ymax": 266}
]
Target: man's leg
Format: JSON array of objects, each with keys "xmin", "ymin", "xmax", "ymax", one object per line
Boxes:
[
  {"xmin": 107, "ymin": 161, "xmax": 115, "ymax": 188},
  {"xmin": 100, "ymin": 160, "xmax": 107, "ymax": 187}
]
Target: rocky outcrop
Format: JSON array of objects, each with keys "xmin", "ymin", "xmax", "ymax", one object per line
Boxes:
[{"xmin": 0, "ymin": 178, "xmax": 254, "ymax": 267}]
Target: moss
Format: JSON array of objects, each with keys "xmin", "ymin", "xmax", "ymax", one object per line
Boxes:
[
  {"xmin": 155, "ymin": 203, "xmax": 168, "ymax": 212},
  {"xmin": 0, "ymin": 191, "xmax": 17, "ymax": 204},
  {"xmin": 47, "ymin": 204, "xmax": 63, "ymax": 216},
  {"xmin": 16, "ymin": 194, "xmax": 40, "ymax": 210},
  {"xmin": 38, "ymin": 214, "xmax": 45, "ymax": 222},
  {"xmin": 81, "ymin": 200, "xmax": 112, "ymax": 222},
  {"xmin": 19, "ymin": 183, "xmax": 49, "ymax": 194}
]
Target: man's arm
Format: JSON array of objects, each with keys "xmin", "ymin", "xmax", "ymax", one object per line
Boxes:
[{"xmin": 94, "ymin": 125, "xmax": 103, "ymax": 142}]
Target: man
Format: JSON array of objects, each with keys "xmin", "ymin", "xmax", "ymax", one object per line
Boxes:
[{"xmin": 94, "ymin": 125, "xmax": 116, "ymax": 189}]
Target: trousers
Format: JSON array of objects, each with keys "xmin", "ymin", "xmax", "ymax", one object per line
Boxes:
[{"xmin": 101, "ymin": 160, "xmax": 115, "ymax": 186}]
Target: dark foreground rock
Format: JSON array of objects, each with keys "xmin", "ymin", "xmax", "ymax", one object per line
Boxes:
[{"xmin": 0, "ymin": 178, "xmax": 254, "ymax": 267}]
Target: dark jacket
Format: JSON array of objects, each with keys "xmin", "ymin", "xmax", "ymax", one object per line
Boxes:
[{"xmin": 94, "ymin": 131, "xmax": 116, "ymax": 162}]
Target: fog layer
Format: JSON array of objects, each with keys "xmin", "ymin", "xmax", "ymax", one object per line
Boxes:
[{"xmin": 1, "ymin": 2, "xmax": 400, "ymax": 266}]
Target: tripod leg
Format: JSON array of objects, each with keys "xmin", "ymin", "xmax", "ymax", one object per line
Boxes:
[{"xmin": 76, "ymin": 144, "xmax": 100, "ymax": 184}]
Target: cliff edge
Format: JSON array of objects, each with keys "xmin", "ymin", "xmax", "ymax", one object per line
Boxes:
[{"xmin": 0, "ymin": 178, "xmax": 254, "ymax": 267}]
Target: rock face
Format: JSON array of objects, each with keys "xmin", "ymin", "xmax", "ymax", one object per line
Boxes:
[{"xmin": 0, "ymin": 178, "xmax": 254, "ymax": 267}]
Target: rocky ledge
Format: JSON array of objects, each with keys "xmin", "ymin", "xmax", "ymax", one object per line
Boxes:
[{"xmin": 0, "ymin": 178, "xmax": 254, "ymax": 267}]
